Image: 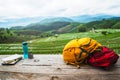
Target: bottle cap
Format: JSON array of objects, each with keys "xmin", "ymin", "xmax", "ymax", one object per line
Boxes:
[{"xmin": 22, "ymin": 42, "xmax": 28, "ymax": 45}]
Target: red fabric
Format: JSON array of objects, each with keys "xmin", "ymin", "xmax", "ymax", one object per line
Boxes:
[{"xmin": 87, "ymin": 46, "xmax": 119, "ymax": 69}]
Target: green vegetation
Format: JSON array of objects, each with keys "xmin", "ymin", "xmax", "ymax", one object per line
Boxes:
[
  {"xmin": 0, "ymin": 29, "xmax": 120, "ymax": 54},
  {"xmin": 85, "ymin": 19, "xmax": 120, "ymax": 29},
  {"xmin": 112, "ymin": 22, "xmax": 120, "ymax": 29},
  {"xmin": 24, "ymin": 21, "xmax": 71, "ymax": 32},
  {"xmin": 1, "ymin": 17, "xmax": 120, "ymax": 54},
  {"xmin": 0, "ymin": 28, "xmax": 43, "ymax": 43}
]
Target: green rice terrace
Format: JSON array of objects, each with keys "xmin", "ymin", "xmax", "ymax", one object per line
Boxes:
[{"xmin": 0, "ymin": 29, "xmax": 120, "ymax": 55}]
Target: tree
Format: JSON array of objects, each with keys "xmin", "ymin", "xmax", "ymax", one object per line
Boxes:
[
  {"xmin": 77, "ymin": 24, "xmax": 87, "ymax": 32},
  {"xmin": 101, "ymin": 31, "xmax": 107, "ymax": 35},
  {"xmin": 112, "ymin": 22, "xmax": 120, "ymax": 29},
  {"xmin": 6, "ymin": 28, "xmax": 10, "ymax": 34}
]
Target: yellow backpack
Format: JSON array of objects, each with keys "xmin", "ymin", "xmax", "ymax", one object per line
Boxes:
[{"xmin": 62, "ymin": 37, "xmax": 102, "ymax": 68}]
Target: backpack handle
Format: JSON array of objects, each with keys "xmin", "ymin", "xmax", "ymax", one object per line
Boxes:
[{"xmin": 82, "ymin": 38, "xmax": 92, "ymax": 46}]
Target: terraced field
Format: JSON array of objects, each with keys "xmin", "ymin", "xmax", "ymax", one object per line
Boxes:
[{"xmin": 0, "ymin": 29, "xmax": 120, "ymax": 54}]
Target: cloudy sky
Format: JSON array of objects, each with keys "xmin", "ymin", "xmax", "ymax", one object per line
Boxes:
[{"xmin": 0, "ymin": 0, "xmax": 120, "ymax": 20}]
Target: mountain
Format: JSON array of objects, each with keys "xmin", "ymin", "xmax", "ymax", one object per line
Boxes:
[
  {"xmin": 39, "ymin": 17, "xmax": 73, "ymax": 24},
  {"xmin": 24, "ymin": 21, "xmax": 71, "ymax": 31},
  {"xmin": 70, "ymin": 14, "xmax": 115, "ymax": 23},
  {"xmin": 7, "ymin": 15, "xmax": 120, "ymax": 35},
  {"xmin": 1, "ymin": 14, "xmax": 118, "ymax": 28},
  {"xmin": 0, "ymin": 17, "xmax": 45, "ymax": 28},
  {"xmin": 11, "ymin": 17, "xmax": 73, "ymax": 30},
  {"xmin": 0, "ymin": 17, "xmax": 73, "ymax": 28}
]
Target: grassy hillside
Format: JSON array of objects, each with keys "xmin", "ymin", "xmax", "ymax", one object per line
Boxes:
[
  {"xmin": 0, "ymin": 29, "xmax": 120, "ymax": 54},
  {"xmin": 0, "ymin": 28, "xmax": 43, "ymax": 43},
  {"xmin": 85, "ymin": 19, "xmax": 120, "ymax": 29}
]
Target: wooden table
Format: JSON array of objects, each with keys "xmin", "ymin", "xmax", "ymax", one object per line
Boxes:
[{"xmin": 0, "ymin": 55, "xmax": 120, "ymax": 80}]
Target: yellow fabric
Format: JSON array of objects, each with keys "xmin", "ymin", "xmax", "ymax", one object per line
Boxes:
[{"xmin": 62, "ymin": 37, "xmax": 102, "ymax": 65}]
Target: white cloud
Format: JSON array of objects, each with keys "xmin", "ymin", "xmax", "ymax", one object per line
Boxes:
[{"xmin": 0, "ymin": 0, "xmax": 120, "ymax": 18}]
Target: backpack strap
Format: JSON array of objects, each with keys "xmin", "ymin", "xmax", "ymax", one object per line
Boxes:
[
  {"xmin": 82, "ymin": 38, "xmax": 92, "ymax": 46},
  {"xmin": 74, "ymin": 38, "xmax": 92, "ymax": 64},
  {"xmin": 76, "ymin": 47, "xmax": 90, "ymax": 62}
]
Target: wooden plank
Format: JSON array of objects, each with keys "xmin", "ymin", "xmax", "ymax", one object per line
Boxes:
[{"xmin": 0, "ymin": 55, "xmax": 120, "ymax": 80}]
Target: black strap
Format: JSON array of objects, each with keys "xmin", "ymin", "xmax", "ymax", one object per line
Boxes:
[
  {"xmin": 78, "ymin": 38, "xmax": 92, "ymax": 60},
  {"xmin": 80, "ymin": 47, "xmax": 90, "ymax": 54},
  {"xmin": 78, "ymin": 50, "xmax": 83, "ymax": 59},
  {"xmin": 82, "ymin": 38, "xmax": 92, "ymax": 46},
  {"xmin": 77, "ymin": 47, "xmax": 90, "ymax": 62},
  {"xmin": 75, "ymin": 38, "xmax": 92, "ymax": 62}
]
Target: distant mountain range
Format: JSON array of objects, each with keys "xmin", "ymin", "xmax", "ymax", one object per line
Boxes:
[
  {"xmin": 70, "ymin": 14, "xmax": 115, "ymax": 22},
  {"xmin": 0, "ymin": 14, "xmax": 119, "ymax": 28},
  {"xmin": 39, "ymin": 17, "xmax": 73, "ymax": 24},
  {"xmin": 0, "ymin": 17, "xmax": 45, "ymax": 28}
]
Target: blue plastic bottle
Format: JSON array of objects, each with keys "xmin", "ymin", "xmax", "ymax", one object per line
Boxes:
[{"xmin": 22, "ymin": 42, "xmax": 28, "ymax": 59}]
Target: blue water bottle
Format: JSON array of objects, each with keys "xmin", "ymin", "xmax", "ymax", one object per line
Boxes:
[{"xmin": 22, "ymin": 42, "xmax": 28, "ymax": 59}]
